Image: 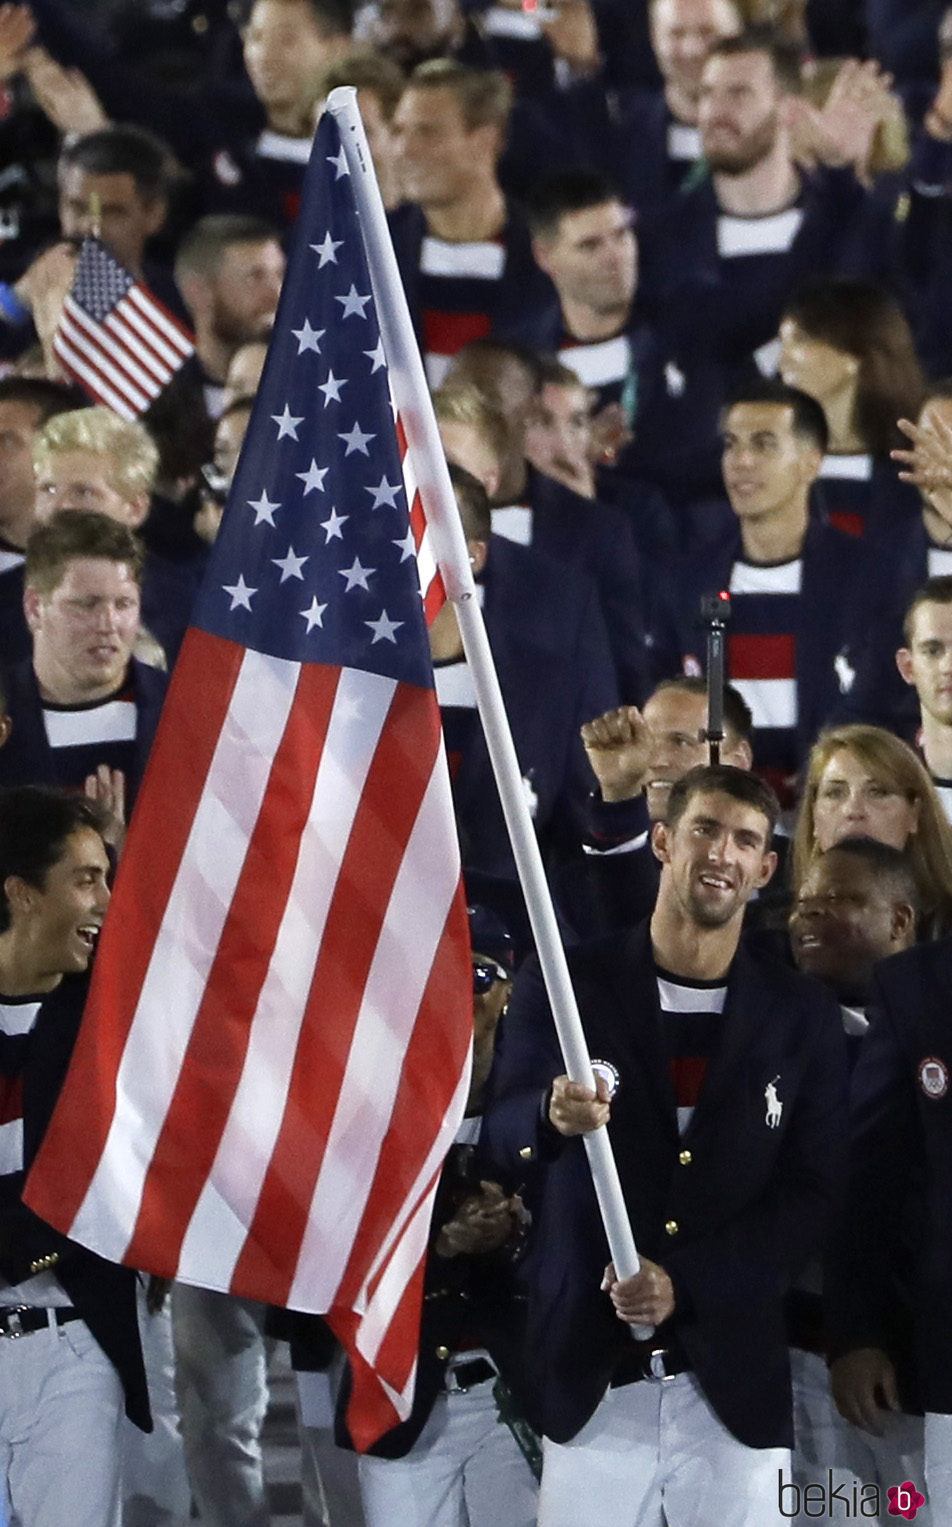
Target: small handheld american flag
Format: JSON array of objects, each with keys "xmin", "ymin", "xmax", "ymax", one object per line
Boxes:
[{"xmin": 53, "ymin": 236, "xmax": 194, "ymax": 420}]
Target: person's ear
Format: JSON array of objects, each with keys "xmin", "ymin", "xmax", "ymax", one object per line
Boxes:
[
  {"xmin": 468, "ymin": 538, "xmax": 489, "ymax": 577},
  {"xmin": 895, "ymin": 648, "xmax": 915, "ymax": 687},
  {"xmin": 756, "ymin": 849, "xmax": 778, "ymax": 890},
  {"xmin": 891, "ymin": 900, "xmax": 916, "ymax": 945},
  {"xmin": 4, "ymin": 875, "xmax": 35, "ymax": 918},
  {"xmin": 23, "ymin": 587, "xmax": 43, "ymax": 634},
  {"xmin": 142, "ymin": 195, "xmax": 169, "ymax": 240},
  {"xmin": 651, "ymin": 819, "xmax": 670, "ymax": 865}
]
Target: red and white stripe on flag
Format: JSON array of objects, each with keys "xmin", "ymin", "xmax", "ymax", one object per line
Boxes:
[
  {"xmin": 53, "ymin": 281, "xmax": 194, "ymax": 421},
  {"xmin": 396, "ymin": 414, "xmax": 446, "ymax": 624},
  {"xmin": 25, "ymin": 629, "xmax": 471, "ymax": 1446}
]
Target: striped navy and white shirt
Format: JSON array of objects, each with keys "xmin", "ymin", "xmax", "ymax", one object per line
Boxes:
[{"xmin": 656, "ymin": 968, "xmax": 727, "ymax": 1134}]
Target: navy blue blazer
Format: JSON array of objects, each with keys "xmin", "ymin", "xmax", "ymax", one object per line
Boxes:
[
  {"xmin": 507, "ymin": 83, "xmax": 698, "ymax": 218},
  {"xmin": 451, "ymin": 535, "xmax": 619, "ymax": 880},
  {"xmin": 15, "ymin": 975, "xmax": 151, "ymax": 1430},
  {"xmin": 827, "ymin": 940, "xmax": 952, "ymax": 1415},
  {"xmin": 0, "ymin": 657, "xmax": 168, "ymax": 805},
  {"xmin": 480, "ymin": 921, "xmax": 848, "ymax": 1448},
  {"xmin": 388, "ymin": 200, "xmax": 556, "ymax": 357},
  {"xmin": 662, "ymin": 517, "xmax": 887, "ymax": 768},
  {"xmin": 639, "ymin": 168, "xmax": 891, "ymax": 364},
  {"xmin": 520, "ymin": 466, "xmax": 649, "ymax": 703}
]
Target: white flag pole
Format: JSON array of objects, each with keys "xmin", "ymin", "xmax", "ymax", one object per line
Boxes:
[{"xmin": 327, "ymin": 88, "xmax": 650, "ymax": 1329}]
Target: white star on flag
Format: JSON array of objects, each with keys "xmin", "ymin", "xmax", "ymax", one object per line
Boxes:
[
  {"xmin": 338, "ymin": 422, "xmax": 375, "ymax": 456},
  {"xmin": 335, "ymin": 285, "xmax": 371, "ymax": 319},
  {"xmin": 272, "ymin": 404, "xmax": 304, "ymax": 440},
  {"xmin": 248, "ymin": 490, "xmax": 280, "ymax": 526},
  {"xmin": 393, "ymin": 528, "xmax": 416, "ymax": 562},
  {"xmin": 364, "ymin": 339, "xmax": 386, "ymax": 372},
  {"xmin": 291, "ymin": 318, "xmax": 325, "ymax": 354},
  {"xmin": 300, "ymin": 596, "xmax": 328, "ymax": 631},
  {"xmin": 296, "ymin": 459, "xmax": 329, "ymax": 494},
  {"xmin": 366, "ymin": 475, "xmax": 401, "ymax": 509},
  {"xmin": 339, "ymin": 557, "xmax": 374, "ymax": 591},
  {"xmin": 320, "ymin": 507, "xmax": 348, "ymax": 541},
  {"xmin": 318, "ymin": 370, "xmax": 346, "ymax": 406},
  {"xmin": 328, "ymin": 147, "xmax": 349, "ymax": 179},
  {"xmin": 310, "ymin": 232, "xmax": 343, "ymax": 266},
  {"xmin": 272, "ymin": 546, "xmax": 309, "ymax": 582},
  {"xmin": 365, "ymin": 610, "xmax": 403, "ymax": 644},
  {"xmin": 223, "ymin": 575, "xmax": 256, "ymax": 611}
]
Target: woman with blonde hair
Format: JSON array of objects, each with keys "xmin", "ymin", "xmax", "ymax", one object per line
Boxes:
[{"xmin": 793, "ymin": 724, "xmax": 952, "ymax": 937}]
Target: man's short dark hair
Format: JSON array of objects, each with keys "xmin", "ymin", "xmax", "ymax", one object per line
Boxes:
[
  {"xmin": 175, "ymin": 215, "xmax": 281, "ymax": 281},
  {"xmin": 651, "ymin": 675, "xmax": 753, "ymax": 746},
  {"xmin": 666, "ymin": 764, "xmax": 780, "ymax": 840},
  {"xmin": 903, "ymin": 576, "xmax": 952, "ymax": 645},
  {"xmin": 0, "ymin": 787, "xmax": 106, "ymax": 934},
  {"xmin": 0, "ymin": 377, "xmax": 85, "ymax": 423},
  {"xmin": 707, "ymin": 26, "xmax": 803, "ymax": 93},
  {"xmin": 236, "ymin": 0, "xmax": 355, "ymax": 34},
  {"xmin": 819, "ymin": 836, "xmax": 920, "ymax": 914},
  {"xmin": 723, "ymin": 378, "xmax": 829, "ymax": 455},
  {"xmin": 526, "ymin": 169, "xmax": 625, "ymax": 240},
  {"xmin": 59, "ymin": 125, "xmax": 175, "ymax": 206},
  {"xmin": 448, "ymin": 461, "xmax": 491, "ymax": 542},
  {"xmin": 25, "ymin": 511, "xmax": 144, "ymax": 597}
]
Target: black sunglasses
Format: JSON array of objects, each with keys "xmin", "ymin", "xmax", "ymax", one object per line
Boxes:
[{"xmin": 472, "ymin": 958, "xmax": 509, "ymax": 994}]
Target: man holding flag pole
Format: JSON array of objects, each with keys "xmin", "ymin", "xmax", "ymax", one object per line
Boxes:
[{"xmin": 481, "ymin": 758, "xmax": 849, "ymax": 1525}]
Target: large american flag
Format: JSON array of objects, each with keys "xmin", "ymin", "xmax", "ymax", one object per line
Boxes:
[
  {"xmin": 52, "ymin": 236, "xmax": 194, "ymax": 420},
  {"xmin": 27, "ymin": 114, "xmax": 472, "ymax": 1448}
]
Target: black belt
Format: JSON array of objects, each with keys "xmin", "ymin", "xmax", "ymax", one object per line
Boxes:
[
  {"xmin": 611, "ymin": 1340, "xmax": 691, "ymax": 1386},
  {"xmin": 0, "ymin": 1306, "xmax": 82, "ymax": 1339},
  {"xmin": 444, "ymin": 1356, "xmax": 497, "ymax": 1393}
]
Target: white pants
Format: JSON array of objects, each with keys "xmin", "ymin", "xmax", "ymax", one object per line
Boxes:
[
  {"xmin": 296, "ymin": 1365, "xmax": 366, "ymax": 1527},
  {"xmin": 357, "ymin": 1372, "xmax": 538, "ymax": 1527},
  {"xmin": 792, "ymin": 1348, "xmax": 928, "ymax": 1525},
  {"xmin": 0, "ymin": 1317, "xmax": 124, "ymax": 1527},
  {"xmin": 538, "ymin": 1372, "xmax": 790, "ymax": 1527},
  {"xmin": 172, "ymin": 1287, "xmax": 272, "ymax": 1527},
  {"xmin": 122, "ymin": 1286, "xmax": 191, "ymax": 1527},
  {"xmin": 925, "ymin": 1414, "xmax": 952, "ymax": 1527}
]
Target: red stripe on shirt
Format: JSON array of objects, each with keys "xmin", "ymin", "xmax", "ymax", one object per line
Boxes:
[{"xmin": 729, "ymin": 632, "xmax": 796, "ymax": 680}]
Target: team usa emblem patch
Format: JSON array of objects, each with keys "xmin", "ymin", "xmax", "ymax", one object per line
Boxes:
[
  {"xmin": 918, "ymin": 1057, "xmax": 949, "ymax": 1099},
  {"xmin": 590, "ymin": 1059, "xmax": 621, "ymax": 1099}
]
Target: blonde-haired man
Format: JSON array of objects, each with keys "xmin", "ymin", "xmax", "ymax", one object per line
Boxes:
[
  {"xmin": 33, "ymin": 406, "xmax": 197, "ymax": 666},
  {"xmin": 33, "ymin": 406, "xmax": 159, "ymax": 527}
]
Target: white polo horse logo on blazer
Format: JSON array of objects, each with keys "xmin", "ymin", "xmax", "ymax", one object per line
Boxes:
[{"xmin": 765, "ymin": 1076, "xmax": 782, "ymax": 1128}]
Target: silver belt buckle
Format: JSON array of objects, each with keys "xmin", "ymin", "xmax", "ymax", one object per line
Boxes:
[
  {"xmin": 648, "ymin": 1348, "xmax": 676, "ymax": 1381},
  {"xmin": 0, "ymin": 1307, "xmax": 29, "ymax": 1339}
]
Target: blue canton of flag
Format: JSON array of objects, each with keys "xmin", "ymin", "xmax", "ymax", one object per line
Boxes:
[
  {"xmin": 72, "ymin": 237, "xmax": 137, "ymax": 315},
  {"xmin": 197, "ymin": 131, "xmax": 433, "ymax": 690}
]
